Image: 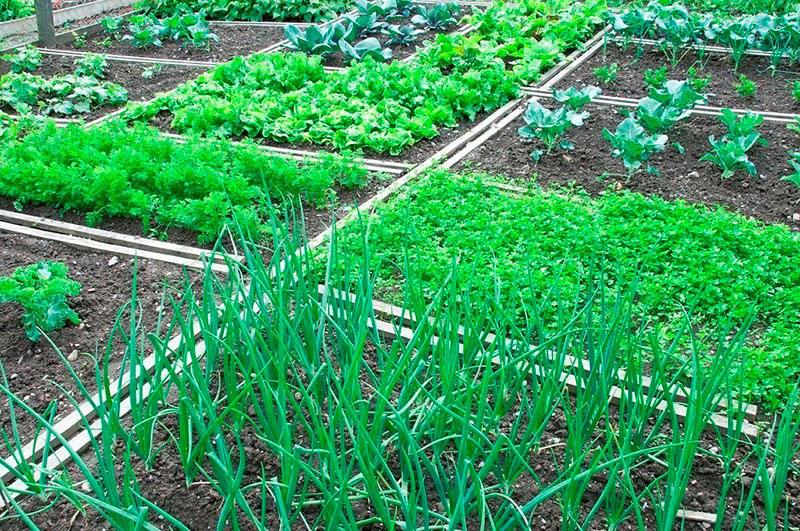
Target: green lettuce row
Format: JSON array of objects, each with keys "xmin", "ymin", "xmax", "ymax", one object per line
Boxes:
[
  {"xmin": 0, "ymin": 120, "xmax": 368, "ymax": 244},
  {"xmin": 124, "ymin": 51, "xmax": 519, "ymax": 155},
  {"xmin": 330, "ymin": 170, "xmax": 800, "ymax": 409}
]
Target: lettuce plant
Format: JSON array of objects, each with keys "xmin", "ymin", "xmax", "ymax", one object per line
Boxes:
[{"xmin": 0, "ymin": 261, "xmax": 81, "ymax": 341}]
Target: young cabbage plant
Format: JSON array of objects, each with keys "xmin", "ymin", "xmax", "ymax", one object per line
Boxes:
[
  {"xmin": 718, "ymin": 108, "xmax": 766, "ymax": 146},
  {"xmin": 355, "ymin": 0, "xmax": 412, "ymax": 19},
  {"xmin": 101, "ymin": 16, "xmax": 124, "ymax": 35},
  {"xmin": 285, "ymin": 23, "xmax": 352, "ymax": 56},
  {"xmin": 700, "ymin": 109, "xmax": 767, "ymax": 179},
  {"xmin": 518, "ymin": 99, "xmax": 590, "ymax": 162},
  {"xmin": 339, "ymin": 37, "xmax": 393, "ymax": 62},
  {"xmin": 344, "ymin": 12, "xmax": 386, "ymax": 35},
  {"xmin": 602, "ymin": 117, "xmax": 667, "ymax": 175},
  {"xmin": 384, "ymin": 24, "xmax": 424, "ymax": 46},
  {"xmin": 648, "ymin": 79, "xmax": 709, "ymax": 112},
  {"xmin": 411, "ymin": 2, "xmax": 460, "ymax": 30},
  {"xmin": 635, "ymin": 97, "xmax": 689, "ymax": 134},
  {"xmin": 784, "ymin": 151, "xmax": 800, "ymax": 188},
  {"xmin": 551, "ymin": 85, "xmax": 602, "ymax": 112},
  {"xmin": 700, "ymin": 137, "xmax": 757, "ymax": 179}
]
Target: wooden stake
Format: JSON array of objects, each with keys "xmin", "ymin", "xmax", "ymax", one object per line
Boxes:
[{"xmin": 34, "ymin": 0, "xmax": 56, "ymax": 47}]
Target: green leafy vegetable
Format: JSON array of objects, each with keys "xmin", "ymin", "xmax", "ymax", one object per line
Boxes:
[
  {"xmin": 734, "ymin": 73, "xmax": 757, "ymax": 98},
  {"xmin": 2, "ymin": 46, "xmax": 42, "ymax": 73},
  {"xmin": 593, "ymin": 62, "xmax": 619, "ymax": 85},
  {"xmin": 74, "ymin": 53, "xmax": 108, "ymax": 78},
  {"xmin": 0, "ymin": 261, "xmax": 81, "ymax": 341},
  {"xmin": 603, "ymin": 117, "xmax": 668, "ymax": 173},
  {"xmin": 551, "ymin": 85, "xmax": 601, "ymax": 111},
  {"xmin": 518, "ymin": 99, "xmax": 589, "ymax": 161}
]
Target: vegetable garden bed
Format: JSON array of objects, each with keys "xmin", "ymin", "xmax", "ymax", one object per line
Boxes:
[
  {"xmin": 0, "ymin": 52, "xmax": 207, "ymax": 120},
  {"xmin": 332, "ymin": 170, "xmax": 800, "ymax": 408},
  {"xmin": 0, "ymin": 231, "xmax": 191, "ymax": 442},
  {"xmin": 55, "ymin": 22, "xmax": 286, "ymax": 62},
  {"xmin": 457, "ymin": 103, "xmax": 800, "ymax": 228},
  {"xmin": 0, "ymin": 121, "xmax": 393, "ymax": 247},
  {"xmin": 556, "ymin": 42, "xmax": 800, "ymax": 115},
  {"xmin": 1, "ymin": 0, "xmax": 799, "ymax": 528}
]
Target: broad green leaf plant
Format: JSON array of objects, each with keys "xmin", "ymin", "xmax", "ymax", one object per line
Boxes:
[{"xmin": 0, "ymin": 261, "xmax": 81, "ymax": 341}]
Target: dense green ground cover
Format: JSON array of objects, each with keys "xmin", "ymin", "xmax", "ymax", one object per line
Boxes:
[
  {"xmin": 331, "ymin": 171, "xmax": 800, "ymax": 408},
  {"xmin": 0, "ymin": 121, "xmax": 368, "ymax": 243},
  {"xmin": 612, "ymin": 0, "xmax": 800, "ymax": 14},
  {"xmin": 142, "ymin": 0, "xmax": 348, "ymax": 21},
  {"xmin": 124, "ymin": 0, "xmax": 608, "ymax": 155},
  {"xmin": 0, "ymin": 0, "xmax": 32, "ymax": 22},
  {"xmin": 126, "ymin": 51, "xmax": 518, "ymax": 154}
]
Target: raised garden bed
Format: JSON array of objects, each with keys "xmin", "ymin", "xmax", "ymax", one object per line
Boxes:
[
  {"xmin": 458, "ymin": 103, "xmax": 800, "ymax": 229},
  {"xmin": 56, "ymin": 23, "xmax": 286, "ymax": 62},
  {"xmin": 0, "ymin": 54, "xmax": 206, "ymax": 121},
  {"xmin": 0, "ymin": 231, "xmax": 191, "ymax": 440},
  {"xmin": 557, "ymin": 42, "xmax": 800, "ymax": 115},
  {"xmin": 1, "ymin": 1, "xmax": 799, "ymax": 528}
]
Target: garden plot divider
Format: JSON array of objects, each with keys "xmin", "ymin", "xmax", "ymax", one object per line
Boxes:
[
  {"xmin": 0, "ymin": 220, "xmax": 232, "ymax": 273},
  {"xmin": 0, "ymin": 209, "xmax": 240, "ymax": 265},
  {"xmin": 37, "ymin": 48, "xmax": 220, "ymax": 68}
]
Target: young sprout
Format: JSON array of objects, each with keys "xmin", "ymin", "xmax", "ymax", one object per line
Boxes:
[
  {"xmin": 518, "ymin": 99, "xmax": 590, "ymax": 162},
  {"xmin": 593, "ymin": 62, "xmax": 619, "ymax": 85},
  {"xmin": 791, "ymin": 80, "xmax": 800, "ymax": 104},
  {"xmin": 734, "ymin": 73, "xmax": 757, "ymax": 99}
]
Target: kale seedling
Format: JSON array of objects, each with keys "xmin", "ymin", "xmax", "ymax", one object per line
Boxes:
[{"xmin": 0, "ymin": 261, "xmax": 82, "ymax": 341}]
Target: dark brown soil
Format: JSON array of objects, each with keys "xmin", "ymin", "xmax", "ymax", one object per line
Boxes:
[
  {"xmin": 56, "ymin": 23, "xmax": 285, "ymax": 62},
  {"xmin": 0, "ymin": 54, "xmax": 206, "ymax": 121},
  {"xmin": 458, "ymin": 104, "xmax": 800, "ymax": 230},
  {"xmin": 0, "ymin": 198, "xmax": 213, "ymax": 248},
  {"xmin": 0, "ymin": 232, "xmax": 194, "ymax": 440},
  {"xmin": 558, "ymin": 43, "xmax": 800, "ymax": 115}
]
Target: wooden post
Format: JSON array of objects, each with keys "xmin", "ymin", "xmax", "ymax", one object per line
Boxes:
[{"xmin": 34, "ymin": 0, "xmax": 56, "ymax": 47}]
